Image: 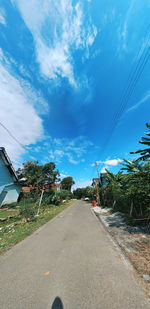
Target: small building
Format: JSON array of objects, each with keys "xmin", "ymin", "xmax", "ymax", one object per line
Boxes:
[
  {"xmin": 92, "ymin": 173, "xmax": 108, "ymax": 187},
  {"xmin": 0, "ymin": 147, "xmax": 21, "ymax": 207},
  {"xmin": 22, "ymin": 183, "xmax": 61, "ymax": 193},
  {"xmin": 92, "ymin": 178, "xmax": 101, "ymax": 187},
  {"xmin": 100, "ymin": 173, "xmax": 108, "ymax": 186}
]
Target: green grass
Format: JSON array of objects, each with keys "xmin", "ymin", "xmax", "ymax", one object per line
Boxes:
[
  {"xmin": 0, "ymin": 209, "xmax": 19, "ymax": 218},
  {"xmin": 0, "ymin": 201, "xmax": 74, "ymax": 255}
]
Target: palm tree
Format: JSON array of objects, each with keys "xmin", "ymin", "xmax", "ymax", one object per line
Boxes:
[
  {"xmin": 104, "ymin": 170, "xmax": 123, "ymax": 208},
  {"xmin": 130, "ymin": 123, "xmax": 150, "ymax": 161},
  {"xmin": 121, "ymin": 159, "xmax": 143, "ymax": 173}
]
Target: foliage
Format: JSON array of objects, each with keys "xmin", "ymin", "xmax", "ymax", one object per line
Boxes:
[
  {"xmin": 61, "ymin": 176, "xmax": 75, "ymax": 191},
  {"xmin": 17, "ymin": 161, "xmax": 60, "ymax": 187},
  {"xmin": 100, "ymin": 160, "xmax": 150, "ymax": 220},
  {"xmin": 0, "ymin": 201, "xmax": 73, "ymax": 255},
  {"xmin": 130, "ymin": 123, "xmax": 150, "ymax": 161},
  {"xmin": 59, "ymin": 190, "xmax": 73, "ymax": 200},
  {"xmin": 41, "ymin": 191, "xmax": 55, "ymax": 206},
  {"xmin": 73, "ymin": 186, "xmax": 97, "ymax": 200},
  {"xmin": 99, "ymin": 124, "xmax": 150, "ymax": 224},
  {"xmin": 19, "ymin": 202, "xmax": 37, "ymax": 220},
  {"xmin": 73, "ymin": 188, "xmax": 85, "ymax": 199}
]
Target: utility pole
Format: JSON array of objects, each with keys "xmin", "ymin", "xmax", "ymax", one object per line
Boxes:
[
  {"xmin": 95, "ymin": 162, "xmax": 100, "ymax": 206},
  {"xmin": 36, "ymin": 188, "xmax": 44, "ymax": 216}
]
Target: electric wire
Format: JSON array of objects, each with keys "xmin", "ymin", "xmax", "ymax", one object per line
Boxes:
[
  {"xmin": 0, "ymin": 121, "xmax": 27, "ymax": 150},
  {"xmin": 99, "ymin": 25, "xmax": 150, "ymax": 156}
]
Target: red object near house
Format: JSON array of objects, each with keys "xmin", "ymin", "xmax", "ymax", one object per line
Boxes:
[
  {"xmin": 22, "ymin": 185, "xmax": 33, "ymax": 193},
  {"xmin": 92, "ymin": 200, "xmax": 97, "ymax": 207}
]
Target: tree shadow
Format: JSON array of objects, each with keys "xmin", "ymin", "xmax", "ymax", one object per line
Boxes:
[{"xmin": 51, "ymin": 297, "xmax": 63, "ymax": 309}]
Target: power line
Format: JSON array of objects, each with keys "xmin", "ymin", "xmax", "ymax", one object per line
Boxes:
[
  {"xmin": 0, "ymin": 121, "xmax": 28, "ymax": 150},
  {"xmin": 99, "ymin": 24, "xmax": 150, "ymax": 156}
]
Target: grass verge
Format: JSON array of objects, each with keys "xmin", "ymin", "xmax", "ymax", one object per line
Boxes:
[
  {"xmin": 0, "ymin": 201, "xmax": 74, "ymax": 255},
  {"xmin": 0, "ymin": 209, "xmax": 19, "ymax": 218}
]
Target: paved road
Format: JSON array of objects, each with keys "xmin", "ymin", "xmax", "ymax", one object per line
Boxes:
[{"xmin": 0, "ymin": 201, "xmax": 149, "ymax": 309}]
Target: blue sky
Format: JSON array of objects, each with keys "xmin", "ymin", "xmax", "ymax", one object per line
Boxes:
[{"xmin": 0, "ymin": 0, "xmax": 150, "ymax": 188}]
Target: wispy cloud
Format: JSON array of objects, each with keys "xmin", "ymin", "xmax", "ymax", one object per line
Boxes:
[
  {"xmin": 0, "ymin": 8, "xmax": 6, "ymax": 25},
  {"xmin": 117, "ymin": 0, "xmax": 135, "ymax": 54},
  {"xmin": 12, "ymin": 0, "xmax": 97, "ymax": 86},
  {"xmin": 127, "ymin": 90, "xmax": 150, "ymax": 112},
  {"xmin": 38, "ymin": 135, "xmax": 93, "ymax": 165}
]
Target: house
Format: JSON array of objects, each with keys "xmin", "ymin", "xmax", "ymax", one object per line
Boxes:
[
  {"xmin": 0, "ymin": 147, "xmax": 21, "ymax": 207},
  {"xmin": 22, "ymin": 183, "xmax": 61, "ymax": 193},
  {"xmin": 100, "ymin": 173, "xmax": 108, "ymax": 186},
  {"xmin": 92, "ymin": 173, "xmax": 108, "ymax": 187},
  {"xmin": 92, "ymin": 178, "xmax": 101, "ymax": 187}
]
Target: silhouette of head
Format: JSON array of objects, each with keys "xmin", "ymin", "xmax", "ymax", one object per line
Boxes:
[{"xmin": 52, "ymin": 297, "xmax": 63, "ymax": 309}]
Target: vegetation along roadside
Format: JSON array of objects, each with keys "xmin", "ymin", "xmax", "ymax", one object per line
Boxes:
[{"xmin": 0, "ymin": 200, "xmax": 75, "ymax": 256}]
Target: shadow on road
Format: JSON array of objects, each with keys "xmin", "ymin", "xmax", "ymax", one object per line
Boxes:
[{"xmin": 51, "ymin": 297, "xmax": 63, "ymax": 309}]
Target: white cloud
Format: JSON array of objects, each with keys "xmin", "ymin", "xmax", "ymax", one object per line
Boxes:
[
  {"xmin": 12, "ymin": 0, "xmax": 97, "ymax": 86},
  {"xmin": 67, "ymin": 156, "xmax": 79, "ymax": 165},
  {"xmin": 0, "ymin": 48, "xmax": 48, "ymax": 115},
  {"xmin": 127, "ymin": 90, "xmax": 150, "ymax": 112},
  {"xmin": 92, "ymin": 159, "xmax": 122, "ymax": 174},
  {"xmin": 0, "ymin": 63, "xmax": 44, "ymax": 163},
  {"xmin": 104, "ymin": 159, "xmax": 122, "ymax": 166},
  {"xmin": 92, "ymin": 159, "xmax": 122, "ymax": 167},
  {"xmin": 0, "ymin": 8, "xmax": 6, "ymax": 25},
  {"xmin": 54, "ymin": 150, "xmax": 64, "ymax": 157}
]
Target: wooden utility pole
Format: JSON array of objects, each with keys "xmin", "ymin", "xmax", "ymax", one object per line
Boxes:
[
  {"xmin": 95, "ymin": 162, "xmax": 100, "ymax": 206},
  {"xmin": 36, "ymin": 188, "xmax": 44, "ymax": 216}
]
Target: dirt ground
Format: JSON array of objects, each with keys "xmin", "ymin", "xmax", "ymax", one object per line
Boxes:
[{"xmin": 94, "ymin": 207, "xmax": 150, "ymax": 297}]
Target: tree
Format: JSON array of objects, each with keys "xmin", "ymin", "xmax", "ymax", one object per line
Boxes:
[
  {"xmin": 73, "ymin": 186, "xmax": 97, "ymax": 200},
  {"xmin": 73, "ymin": 188, "xmax": 85, "ymax": 199},
  {"xmin": 100, "ymin": 160, "xmax": 150, "ymax": 219},
  {"xmin": 61, "ymin": 177, "xmax": 75, "ymax": 191},
  {"xmin": 121, "ymin": 159, "xmax": 143, "ymax": 173},
  {"xmin": 130, "ymin": 123, "xmax": 150, "ymax": 161},
  {"xmin": 17, "ymin": 161, "xmax": 60, "ymax": 187}
]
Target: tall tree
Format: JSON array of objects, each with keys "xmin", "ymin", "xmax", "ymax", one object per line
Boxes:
[
  {"xmin": 61, "ymin": 176, "xmax": 75, "ymax": 191},
  {"xmin": 17, "ymin": 161, "xmax": 60, "ymax": 187}
]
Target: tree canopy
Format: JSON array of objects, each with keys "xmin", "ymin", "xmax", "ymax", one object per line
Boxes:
[
  {"xmin": 17, "ymin": 161, "xmax": 60, "ymax": 187},
  {"xmin": 61, "ymin": 176, "xmax": 75, "ymax": 191}
]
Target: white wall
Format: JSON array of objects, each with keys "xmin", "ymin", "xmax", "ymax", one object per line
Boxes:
[
  {"xmin": 0, "ymin": 157, "xmax": 21, "ymax": 206},
  {"xmin": 1, "ymin": 184, "xmax": 21, "ymax": 205}
]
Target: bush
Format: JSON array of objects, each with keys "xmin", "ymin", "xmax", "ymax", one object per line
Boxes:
[
  {"xmin": 42, "ymin": 191, "xmax": 55, "ymax": 206},
  {"xmin": 19, "ymin": 202, "xmax": 37, "ymax": 219},
  {"xmin": 24, "ymin": 190, "xmax": 41, "ymax": 203},
  {"xmin": 59, "ymin": 190, "xmax": 73, "ymax": 200}
]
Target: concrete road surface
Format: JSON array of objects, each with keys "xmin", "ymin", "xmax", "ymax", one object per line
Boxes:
[{"xmin": 0, "ymin": 201, "xmax": 149, "ymax": 309}]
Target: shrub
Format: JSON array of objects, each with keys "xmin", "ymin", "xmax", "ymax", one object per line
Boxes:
[{"xmin": 19, "ymin": 202, "xmax": 37, "ymax": 219}]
